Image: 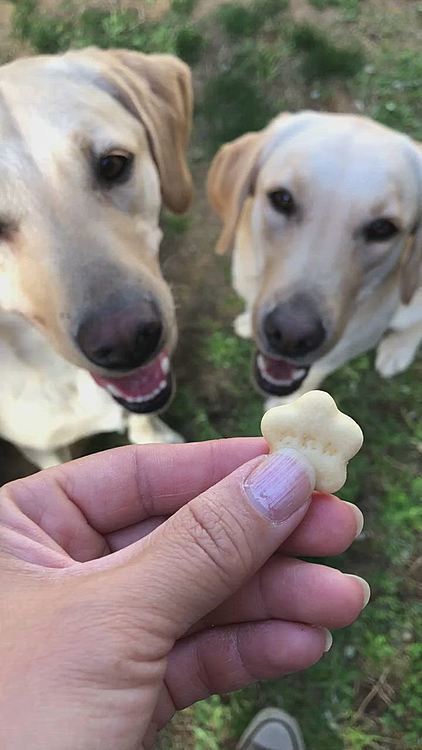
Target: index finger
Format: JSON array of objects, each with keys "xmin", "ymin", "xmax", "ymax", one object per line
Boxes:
[{"xmin": 8, "ymin": 439, "xmax": 267, "ymax": 536}]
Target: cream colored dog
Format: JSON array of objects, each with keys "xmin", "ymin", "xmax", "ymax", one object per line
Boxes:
[
  {"xmin": 0, "ymin": 48, "xmax": 193, "ymax": 469},
  {"xmin": 208, "ymin": 112, "xmax": 422, "ymax": 407}
]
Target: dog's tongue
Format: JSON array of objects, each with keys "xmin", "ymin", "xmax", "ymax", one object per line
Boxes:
[
  {"xmin": 92, "ymin": 351, "xmax": 170, "ymax": 401},
  {"xmin": 263, "ymin": 356, "xmax": 298, "ymax": 381},
  {"xmin": 257, "ymin": 352, "xmax": 307, "ymax": 385}
]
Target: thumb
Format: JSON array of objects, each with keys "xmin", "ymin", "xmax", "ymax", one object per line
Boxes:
[{"xmin": 121, "ymin": 449, "xmax": 315, "ymax": 638}]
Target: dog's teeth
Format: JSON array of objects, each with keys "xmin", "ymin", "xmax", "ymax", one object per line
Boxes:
[
  {"xmin": 161, "ymin": 356, "xmax": 170, "ymax": 375},
  {"xmin": 106, "ymin": 384, "xmax": 123, "ymax": 398},
  {"xmin": 257, "ymin": 354, "xmax": 266, "ymax": 372},
  {"xmin": 105, "ymin": 376, "xmax": 168, "ymax": 405},
  {"xmin": 257, "ymin": 355, "xmax": 307, "ymax": 386},
  {"xmin": 267, "ymin": 376, "xmax": 294, "ymax": 386}
]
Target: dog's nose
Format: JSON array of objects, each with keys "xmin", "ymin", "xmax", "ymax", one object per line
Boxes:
[
  {"xmin": 263, "ymin": 298, "xmax": 326, "ymax": 358},
  {"xmin": 76, "ymin": 299, "xmax": 163, "ymax": 371}
]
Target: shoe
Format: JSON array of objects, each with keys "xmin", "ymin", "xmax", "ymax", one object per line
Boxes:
[{"xmin": 237, "ymin": 707, "xmax": 306, "ymax": 750}]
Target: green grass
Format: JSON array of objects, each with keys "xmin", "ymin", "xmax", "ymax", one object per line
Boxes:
[
  {"xmin": 292, "ymin": 22, "xmax": 364, "ymax": 81},
  {"xmin": 175, "ymin": 26, "xmax": 205, "ymax": 64},
  {"xmin": 217, "ymin": 0, "xmax": 289, "ymax": 38},
  {"xmin": 161, "ymin": 212, "xmax": 192, "ymax": 236},
  {"xmin": 201, "ymin": 0, "xmax": 291, "ymax": 148},
  {"xmin": 172, "ymin": 0, "xmax": 198, "ymax": 16},
  {"xmin": 217, "ymin": 3, "xmax": 259, "ymax": 38},
  {"xmin": 308, "ymin": 0, "xmax": 361, "ymax": 21},
  {"xmin": 11, "ymin": 0, "xmax": 205, "ymax": 56},
  {"xmin": 8, "ymin": 1, "xmax": 422, "ymax": 748},
  {"xmin": 201, "ymin": 66, "xmax": 274, "ymax": 149},
  {"xmin": 309, "ymin": 0, "xmax": 343, "ymax": 8},
  {"xmin": 367, "ymin": 50, "xmax": 422, "ymax": 138}
]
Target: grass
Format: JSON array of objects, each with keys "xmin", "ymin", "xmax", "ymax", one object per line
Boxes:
[
  {"xmin": 217, "ymin": 0, "xmax": 289, "ymax": 38},
  {"xmin": 201, "ymin": 65, "xmax": 275, "ymax": 149},
  {"xmin": 217, "ymin": 3, "xmax": 259, "ymax": 38},
  {"xmin": 310, "ymin": 0, "xmax": 343, "ymax": 7},
  {"xmin": 366, "ymin": 50, "xmax": 422, "ymax": 138},
  {"xmin": 12, "ymin": 0, "xmax": 205, "ymax": 57},
  {"xmin": 291, "ymin": 22, "xmax": 364, "ymax": 81},
  {"xmin": 175, "ymin": 26, "xmax": 205, "ymax": 63},
  {"xmin": 161, "ymin": 211, "xmax": 193, "ymax": 236},
  {"xmin": 308, "ymin": 0, "xmax": 361, "ymax": 21},
  {"xmin": 8, "ymin": 0, "xmax": 422, "ymax": 748},
  {"xmin": 172, "ymin": 0, "xmax": 198, "ymax": 16}
]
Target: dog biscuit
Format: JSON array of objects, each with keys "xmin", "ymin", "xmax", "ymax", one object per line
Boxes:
[{"xmin": 261, "ymin": 390, "xmax": 363, "ymax": 494}]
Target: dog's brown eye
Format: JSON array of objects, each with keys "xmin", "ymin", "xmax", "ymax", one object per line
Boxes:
[
  {"xmin": 0, "ymin": 219, "xmax": 16, "ymax": 239},
  {"xmin": 365, "ymin": 218, "xmax": 398, "ymax": 242},
  {"xmin": 268, "ymin": 189, "xmax": 296, "ymax": 216},
  {"xmin": 97, "ymin": 151, "xmax": 133, "ymax": 185}
]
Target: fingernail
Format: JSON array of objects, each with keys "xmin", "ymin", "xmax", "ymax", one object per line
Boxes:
[
  {"xmin": 322, "ymin": 628, "xmax": 333, "ymax": 653},
  {"xmin": 343, "ymin": 501, "xmax": 364, "ymax": 538},
  {"xmin": 244, "ymin": 449, "xmax": 315, "ymax": 524},
  {"xmin": 346, "ymin": 574, "xmax": 371, "ymax": 608}
]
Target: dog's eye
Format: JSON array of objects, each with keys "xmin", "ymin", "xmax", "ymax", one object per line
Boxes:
[
  {"xmin": 365, "ymin": 218, "xmax": 398, "ymax": 243},
  {"xmin": 268, "ymin": 189, "xmax": 296, "ymax": 216},
  {"xmin": 97, "ymin": 151, "xmax": 133, "ymax": 185},
  {"xmin": 0, "ymin": 219, "xmax": 16, "ymax": 239}
]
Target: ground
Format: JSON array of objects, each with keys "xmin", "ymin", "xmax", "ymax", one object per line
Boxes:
[{"xmin": 0, "ymin": 1, "xmax": 421, "ymax": 749}]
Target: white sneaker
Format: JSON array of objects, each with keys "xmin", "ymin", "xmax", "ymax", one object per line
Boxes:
[{"xmin": 237, "ymin": 708, "xmax": 306, "ymax": 750}]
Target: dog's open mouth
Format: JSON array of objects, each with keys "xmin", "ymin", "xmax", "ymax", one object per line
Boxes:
[
  {"xmin": 253, "ymin": 351, "xmax": 309, "ymax": 396},
  {"xmin": 92, "ymin": 350, "xmax": 173, "ymax": 414}
]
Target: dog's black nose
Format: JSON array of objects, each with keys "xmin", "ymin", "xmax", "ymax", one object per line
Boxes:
[
  {"xmin": 76, "ymin": 298, "xmax": 163, "ymax": 371},
  {"xmin": 263, "ymin": 298, "xmax": 326, "ymax": 358}
]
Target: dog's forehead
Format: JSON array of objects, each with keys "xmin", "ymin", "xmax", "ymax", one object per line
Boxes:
[
  {"xmin": 0, "ymin": 55, "xmax": 98, "ymax": 110},
  {"xmin": 259, "ymin": 114, "xmax": 417, "ymax": 205},
  {"xmin": 0, "ymin": 57, "xmax": 142, "ymax": 166}
]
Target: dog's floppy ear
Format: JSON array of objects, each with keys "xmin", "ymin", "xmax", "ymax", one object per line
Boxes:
[
  {"xmin": 400, "ymin": 228, "xmax": 422, "ymax": 304},
  {"xmin": 65, "ymin": 47, "xmax": 193, "ymax": 213},
  {"xmin": 207, "ymin": 130, "xmax": 266, "ymax": 255},
  {"xmin": 400, "ymin": 140, "xmax": 422, "ymax": 304}
]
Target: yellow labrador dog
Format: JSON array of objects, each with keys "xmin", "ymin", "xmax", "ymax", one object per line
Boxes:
[
  {"xmin": 0, "ymin": 48, "xmax": 192, "ymax": 469},
  {"xmin": 208, "ymin": 112, "xmax": 422, "ymax": 407}
]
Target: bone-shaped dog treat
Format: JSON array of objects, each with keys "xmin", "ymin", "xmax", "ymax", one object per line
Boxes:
[{"xmin": 261, "ymin": 390, "xmax": 363, "ymax": 494}]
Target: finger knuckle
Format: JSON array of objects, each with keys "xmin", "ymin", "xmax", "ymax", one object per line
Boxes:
[{"xmin": 185, "ymin": 495, "xmax": 254, "ymax": 587}]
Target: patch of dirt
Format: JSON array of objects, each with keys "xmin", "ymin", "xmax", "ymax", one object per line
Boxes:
[
  {"xmin": 0, "ymin": 1, "xmax": 28, "ymax": 60},
  {"xmin": 0, "ymin": 1, "xmax": 12, "ymax": 34},
  {"xmin": 194, "ymin": 0, "xmax": 248, "ymax": 20},
  {"xmin": 37, "ymin": 0, "xmax": 234, "ymax": 21},
  {"xmin": 38, "ymin": 0, "xmax": 171, "ymax": 18},
  {"xmin": 289, "ymin": 0, "xmax": 321, "ymax": 23},
  {"xmin": 161, "ymin": 162, "xmax": 228, "ymax": 383}
]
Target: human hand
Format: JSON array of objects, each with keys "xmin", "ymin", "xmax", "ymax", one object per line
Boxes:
[{"xmin": 0, "ymin": 439, "xmax": 369, "ymax": 749}]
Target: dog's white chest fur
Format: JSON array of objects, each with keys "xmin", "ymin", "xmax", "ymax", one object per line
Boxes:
[{"xmin": 0, "ymin": 313, "xmax": 125, "ymax": 452}]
